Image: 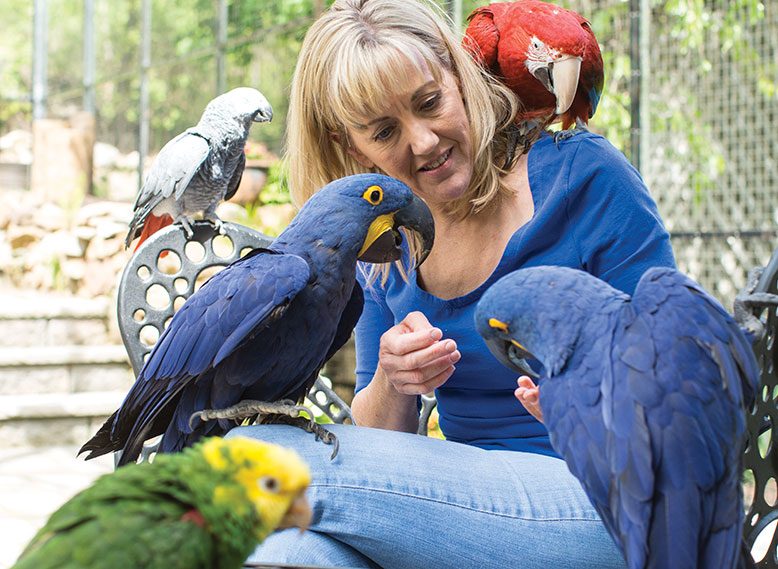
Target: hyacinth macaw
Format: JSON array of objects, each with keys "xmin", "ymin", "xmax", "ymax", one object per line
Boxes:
[
  {"xmin": 14, "ymin": 437, "xmax": 311, "ymax": 569},
  {"xmin": 126, "ymin": 87, "xmax": 273, "ymax": 252},
  {"xmin": 82, "ymin": 173, "xmax": 434, "ymax": 465},
  {"xmin": 465, "ymin": 0, "xmax": 604, "ymax": 130},
  {"xmin": 475, "ymin": 266, "xmax": 758, "ymax": 569}
]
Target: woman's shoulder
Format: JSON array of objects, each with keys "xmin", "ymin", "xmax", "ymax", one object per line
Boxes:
[{"xmin": 530, "ymin": 129, "xmax": 627, "ymax": 165}]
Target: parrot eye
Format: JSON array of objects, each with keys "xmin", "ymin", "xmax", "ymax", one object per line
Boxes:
[
  {"xmin": 258, "ymin": 476, "xmax": 280, "ymax": 494},
  {"xmin": 362, "ymin": 185, "xmax": 384, "ymax": 206}
]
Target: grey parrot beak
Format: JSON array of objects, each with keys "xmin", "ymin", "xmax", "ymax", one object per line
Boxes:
[
  {"xmin": 253, "ymin": 106, "xmax": 273, "ymax": 123},
  {"xmin": 359, "ymin": 195, "xmax": 435, "ymax": 268},
  {"xmin": 484, "ymin": 335, "xmax": 540, "ymax": 380}
]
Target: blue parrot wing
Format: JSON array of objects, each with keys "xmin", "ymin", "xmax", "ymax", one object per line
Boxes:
[
  {"xmin": 111, "ymin": 249, "xmax": 310, "ymax": 455},
  {"xmin": 145, "ymin": 248, "xmax": 311, "ymax": 380},
  {"xmin": 325, "ymin": 280, "xmax": 364, "ymax": 362},
  {"xmin": 603, "ymin": 267, "xmax": 757, "ymax": 568}
]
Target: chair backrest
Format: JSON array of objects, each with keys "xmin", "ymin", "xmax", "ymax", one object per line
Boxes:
[
  {"xmin": 742, "ymin": 248, "xmax": 778, "ymax": 566},
  {"xmin": 116, "ymin": 220, "xmax": 353, "ymax": 428}
]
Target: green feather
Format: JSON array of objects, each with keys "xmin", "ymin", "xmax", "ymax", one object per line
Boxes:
[{"xmin": 12, "ymin": 443, "xmax": 266, "ymax": 569}]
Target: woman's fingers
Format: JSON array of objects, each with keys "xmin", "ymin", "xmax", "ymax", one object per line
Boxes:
[
  {"xmin": 379, "ymin": 311, "xmax": 459, "ymax": 394},
  {"xmin": 382, "ymin": 338, "xmax": 458, "ymax": 373},
  {"xmin": 515, "ymin": 376, "xmax": 543, "ymax": 423}
]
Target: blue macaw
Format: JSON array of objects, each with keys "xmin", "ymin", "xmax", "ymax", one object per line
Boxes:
[
  {"xmin": 475, "ymin": 266, "xmax": 758, "ymax": 569},
  {"xmin": 81, "ymin": 173, "xmax": 434, "ymax": 466}
]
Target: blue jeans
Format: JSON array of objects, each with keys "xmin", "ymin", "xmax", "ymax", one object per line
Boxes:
[{"xmin": 226, "ymin": 424, "xmax": 626, "ymax": 569}]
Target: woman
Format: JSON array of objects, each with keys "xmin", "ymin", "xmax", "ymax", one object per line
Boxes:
[{"xmin": 228, "ymin": 0, "xmax": 675, "ymax": 567}]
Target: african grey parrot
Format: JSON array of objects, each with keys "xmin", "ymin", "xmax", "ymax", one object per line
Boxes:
[
  {"xmin": 475, "ymin": 265, "xmax": 758, "ymax": 569},
  {"xmin": 125, "ymin": 87, "xmax": 273, "ymax": 251},
  {"xmin": 81, "ymin": 173, "xmax": 434, "ymax": 465}
]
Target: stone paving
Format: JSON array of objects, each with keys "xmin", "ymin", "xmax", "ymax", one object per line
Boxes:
[{"xmin": 0, "ymin": 445, "xmax": 113, "ymax": 568}]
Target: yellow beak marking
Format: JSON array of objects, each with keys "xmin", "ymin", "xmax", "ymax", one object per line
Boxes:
[
  {"xmin": 359, "ymin": 213, "xmax": 395, "ymax": 257},
  {"xmin": 488, "ymin": 318, "xmax": 509, "ymax": 333}
]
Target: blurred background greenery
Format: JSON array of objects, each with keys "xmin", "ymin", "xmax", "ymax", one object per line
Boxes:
[{"xmin": 0, "ymin": 0, "xmax": 775, "ymax": 304}]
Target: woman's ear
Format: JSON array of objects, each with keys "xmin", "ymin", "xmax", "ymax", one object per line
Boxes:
[
  {"xmin": 329, "ymin": 130, "xmax": 375, "ymax": 169},
  {"xmin": 345, "ymin": 146, "xmax": 375, "ymax": 169}
]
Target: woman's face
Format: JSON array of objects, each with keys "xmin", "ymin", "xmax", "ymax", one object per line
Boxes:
[{"xmin": 343, "ymin": 57, "xmax": 473, "ymax": 210}]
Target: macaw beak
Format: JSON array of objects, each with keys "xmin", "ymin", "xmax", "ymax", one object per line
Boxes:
[
  {"xmin": 277, "ymin": 493, "xmax": 312, "ymax": 533},
  {"xmin": 358, "ymin": 195, "xmax": 435, "ymax": 268},
  {"xmin": 531, "ymin": 55, "xmax": 582, "ymax": 116},
  {"xmin": 483, "ymin": 319, "xmax": 540, "ymax": 379},
  {"xmin": 253, "ymin": 105, "xmax": 273, "ymax": 123}
]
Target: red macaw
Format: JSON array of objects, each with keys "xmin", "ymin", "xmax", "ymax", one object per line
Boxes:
[{"xmin": 464, "ymin": 0, "xmax": 604, "ymax": 130}]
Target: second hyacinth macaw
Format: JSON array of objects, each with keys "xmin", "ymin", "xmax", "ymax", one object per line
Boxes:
[
  {"xmin": 475, "ymin": 266, "xmax": 758, "ymax": 569},
  {"xmin": 465, "ymin": 0, "xmax": 604, "ymax": 130}
]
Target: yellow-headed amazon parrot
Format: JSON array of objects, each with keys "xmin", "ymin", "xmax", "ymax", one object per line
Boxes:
[
  {"xmin": 82, "ymin": 173, "xmax": 434, "ymax": 465},
  {"xmin": 13, "ymin": 437, "xmax": 311, "ymax": 569},
  {"xmin": 475, "ymin": 266, "xmax": 757, "ymax": 569}
]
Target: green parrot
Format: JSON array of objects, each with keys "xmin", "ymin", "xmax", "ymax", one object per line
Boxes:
[{"xmin": 12, "ymin": 437, "xmax": 311, "ymax": 569}]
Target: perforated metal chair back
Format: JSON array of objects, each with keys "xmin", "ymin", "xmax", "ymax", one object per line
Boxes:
[
  {"xmin": 742, "ymin": 248, "xmax": 778, "ymax": 568},
  {"xmin": 116, "ymin": 220, "xmax": 354, "ymax": 430}
]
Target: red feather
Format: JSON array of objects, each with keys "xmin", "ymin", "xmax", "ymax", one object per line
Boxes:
[
  {"xmin": 133, "ymin": 213, "xmax": 174, "ymax": 254},
  {"xmin": 465, "ymin": 0, "xmax": 604, "ymax": 130}
]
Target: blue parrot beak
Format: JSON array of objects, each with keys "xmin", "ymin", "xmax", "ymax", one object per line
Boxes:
[
  {"xmin": 483, "ymin": 321, "xmax": 540, "ymax": 380},
  {"xmin": 359, "ymin": 195, "xmax": 434, "ymax": 268}
]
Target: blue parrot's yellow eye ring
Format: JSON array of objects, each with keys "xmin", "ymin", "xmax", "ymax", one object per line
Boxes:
[{"xmin": 363, "ymin": 185, "xmax": 383, "ymax": 206}]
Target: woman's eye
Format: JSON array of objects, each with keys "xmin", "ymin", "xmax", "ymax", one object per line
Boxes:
[
  {"xmin": 420, "ymin": 95, "xmax": 440, "ymax": 111},
  {"xmin": 373, "ymin": 126, "xmax": 394, "ymax": 142}
]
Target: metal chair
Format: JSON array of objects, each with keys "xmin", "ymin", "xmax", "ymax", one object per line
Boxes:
[
  {"xmin": 741, "ymin": 247, "xmax": 778, "ymax": 568},
  {"xmin": 115, "ymin": 220, "xmax": 354, "ymax": 462}
]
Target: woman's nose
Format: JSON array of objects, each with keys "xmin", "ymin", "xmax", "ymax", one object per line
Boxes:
[{"xmin": 408, "ymin": 120, "xmax": 439, "ymax": 156}]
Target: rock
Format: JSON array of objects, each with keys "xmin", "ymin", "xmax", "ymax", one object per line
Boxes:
[
  {"xmin": 85, "ymin": 234, "xmax": 126, "ymax": 261},
  {"xmin": 215, "ymin": 201, "xmax": 246, "ymax": 222},
  {"xmin": 7, "ymin": 226, "xmax": 45, "ymax": 249},
  {"xmin": 93, "ymin": 142, "xmax": 122, "ymax": 169},
  {"xmin": 36, "ymin": 202, "xmax": 68, "ymax": 232},
  {"xmin": 75, "ymin": 200, "xmax": 130, "ymax": 227},
  {"xmin": 60, "ymin": 258, "xmax": 86, "ymax": 281}
]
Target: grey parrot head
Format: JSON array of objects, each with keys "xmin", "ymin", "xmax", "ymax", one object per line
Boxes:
[{"xmin": 203, "ymin": 87, "xmax": 273, "ymax": 127}]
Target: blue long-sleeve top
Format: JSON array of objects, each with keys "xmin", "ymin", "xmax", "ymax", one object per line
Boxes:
[{"xmin": 354, "ymin": 131, "xmax": 676, "ymax": 456}]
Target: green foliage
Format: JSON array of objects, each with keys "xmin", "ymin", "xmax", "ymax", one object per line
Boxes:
[
  {"xmin": 260, "ymin": 160, "xmax": 292, "ymax": 205},
  {"xmin": 3, "ymin": 0, "xmax": 772, "ymax": 193}
]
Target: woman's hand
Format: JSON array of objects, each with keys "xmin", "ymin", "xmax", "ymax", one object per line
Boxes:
[
  {"xmin": 378, "ymin": 311, "xmax": 460, "ymax": 396},
  {"xmin": 515, "ymin": 376, "xmax": 543, "ymax": 423}
]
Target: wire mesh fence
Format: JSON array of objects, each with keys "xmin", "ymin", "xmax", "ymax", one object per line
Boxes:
[{"xmin": 1, "ymin": 0, "xmax": 776, "ymax": 308}]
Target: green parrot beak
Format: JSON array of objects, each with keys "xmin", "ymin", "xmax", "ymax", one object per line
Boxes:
[
  {"xmin": 358, "ymin": 195, "xmax": 435, "ymax": 268},
  {"xmin": 483, "ymin": 318, "xmax": 540, "ymax": 379}
]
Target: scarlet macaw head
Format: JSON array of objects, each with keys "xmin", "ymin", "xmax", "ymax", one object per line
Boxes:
[{"xmin": 465, "ymin": 0, "xmax": 604, "ymax": 128}]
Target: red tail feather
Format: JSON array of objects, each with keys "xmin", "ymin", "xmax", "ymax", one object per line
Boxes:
[{"xmin": 134, "ymin": 214, "xmax": 174, "ymax": 253}]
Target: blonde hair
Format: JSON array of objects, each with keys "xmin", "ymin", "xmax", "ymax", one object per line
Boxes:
[{"xmin": 285, "ymin": 0, "xmax": 520, "ymax": 279}]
